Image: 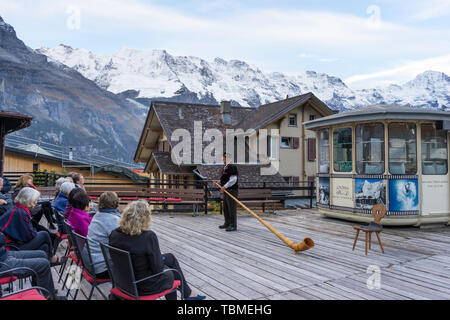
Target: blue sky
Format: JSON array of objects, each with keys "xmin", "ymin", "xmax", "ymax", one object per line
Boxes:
[{"xmin": 1, "ymin": 0, "xmax": 449, "ymax": 88}]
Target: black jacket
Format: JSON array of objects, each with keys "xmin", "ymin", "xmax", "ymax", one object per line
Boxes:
[
  {"xmin": 1, "ymin": 177, "xmax": 11, "ymax": 194},
  {"xmin": 0, "ymin": 193, "xmax": 13, "ymax": 217},
  {"xmin": 220, "ymin": 164, "xmax": 238, "ymax": 190},
  {"xmin": 109, "ymin": 228, "xmax": 173, "ymax": 296},
  {"xmin": 0, "ymin": 232, "xmax": 7, "ymax": 262}
]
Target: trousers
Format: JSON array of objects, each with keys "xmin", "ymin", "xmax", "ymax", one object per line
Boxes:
[
  {"xmin": 0, "ymin": 250, "xmax": 55, "ymax": 294},
  {"xmin": 163, "ymin": 253, "xmax": 192, "ymax": 300},
  {"xmin": 223, "ymin": 189, "xmax": 238, "ymax": 228}
]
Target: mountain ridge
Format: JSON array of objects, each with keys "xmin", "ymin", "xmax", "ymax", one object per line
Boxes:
[{"xmin": 38, "ymin": 44, "xmax": 450, "ymax": 111}]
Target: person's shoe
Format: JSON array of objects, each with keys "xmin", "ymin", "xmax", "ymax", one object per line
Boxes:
[
  {"xmin": 185, "ymin": 294, "xmax": 206, "ymax": 300},
  {"xmin": 50, "ymin": 256, "xmax": 68, "ymax": 267},
  {"xmin": 225, "ymin": 226, "xmax": 237, "ymax": 232},
  {"xmin": 218, "ymin": 225, "xmax": 229, "ymax": 229}
]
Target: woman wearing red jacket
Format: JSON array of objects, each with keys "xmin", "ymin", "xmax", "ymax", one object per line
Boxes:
[
  {"xmin": 12, "ymin": 174, "xmax": 57, "ymax": 231},
  {"xmin": 0, "ymin": 187, "xmax": 66, "ymax": 266}
]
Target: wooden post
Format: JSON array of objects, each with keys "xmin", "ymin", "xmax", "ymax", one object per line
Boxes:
[{"xmin": 203, "ymin": 181, "xmax": 208, "ymax": 215}]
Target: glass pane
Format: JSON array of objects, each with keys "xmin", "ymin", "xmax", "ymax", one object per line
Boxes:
[
  {"xmin": 318, "ymin": 129, "xmax": 329, "ymax": 173},
  {"xmin": 356, "ymin": 123, "xmax": 385, "ymax": 174},
  {"xmin": 333, "ymin": 128, "xmax": 352, "ymax": 172},
  {"xmin": 389, "ymin": 123, "xmax": 417, "ymax": 174},
  {"xmin": 421, "ymin": 123, "xmax": 448, "ymax": 175}
]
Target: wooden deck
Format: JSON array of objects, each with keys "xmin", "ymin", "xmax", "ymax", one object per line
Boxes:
[{"xmin": 54, "ymin": 209, "xmax": 450, "ymax": 300}]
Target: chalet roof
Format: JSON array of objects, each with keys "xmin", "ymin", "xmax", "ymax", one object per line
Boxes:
[
  {"xmin": 236, "ymin": 93, "xmax": 335, "ymax": 131},
  {"xmin": 148, "ymin": 151, "xmax": 196, "ymax": 175},
  {"xmin": 304, "ymin": 104, "xmax": 450, "ymax": 130},
  {"xmin": 134, "ymin": 93, "xmax": 334, "ymax": 164},
  {"xmin": 15, "ymin": 144, "xmax": 54, "ymax": 156},
  {"xmin": 0, "ymin": 110, "xmax": 32, "ymax": 134}
]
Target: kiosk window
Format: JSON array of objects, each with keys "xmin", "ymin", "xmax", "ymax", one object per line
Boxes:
[
  {"xmin": 318, "ymin": 129, "xmax": 329, "ymax": 173},
  {"xmin": 421, "ymin": 123, "xmax": 448, "ymax": 175},
  {"xmin": 389, "ymin": 122, "xmax": 417, "ymax": 174},
  {"xmin": 333, "ymin": 128, "xmax": 352, "ymax": 172},
  {"xmin": 356, "ymin": 123, "xmax": 385, "ymax": 174}
]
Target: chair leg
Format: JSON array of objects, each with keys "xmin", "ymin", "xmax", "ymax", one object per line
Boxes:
[
  {"xmin": 369, "ymin": 232, "xmax": 372, "ymax": 250},
  {"xmin": 61, "ymin": 260, "xmax": 74, "ymax": 289},
  {"xmin": 376, "ymin": 232, "xmax": 384, "ymax": 254},
  {"xmin": 365, "ymin": 232, "xmax": 368, "ymax": 255},
  {"xmin": 352, "ymin": 230, "xmax": 360, "ymax": 251},
  {"xmin": 88, "ymin": 285, "xmax": 95, "ymax": 300}
]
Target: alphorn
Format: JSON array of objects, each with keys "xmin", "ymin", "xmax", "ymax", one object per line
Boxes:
[{"xmin": 214, "ymin": 181, "xmax": 314, "ymax": 254}]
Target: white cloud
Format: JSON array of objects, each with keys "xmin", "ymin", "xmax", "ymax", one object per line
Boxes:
[
  {"xmin": 345, "ymin": 54, "xmax": 450, "ymax": 89},
  {"xmin": 412, "ymin": 0, "xmax": 450, "ymax": 20}
]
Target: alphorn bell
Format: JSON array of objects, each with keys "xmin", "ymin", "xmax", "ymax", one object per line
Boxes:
[{"xmin": 213, "ymin": 181, "xmax": 314, "ymax": 254}]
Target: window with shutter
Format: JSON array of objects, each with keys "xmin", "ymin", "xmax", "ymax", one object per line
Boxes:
[
  {"xmin": 293, "ymin": 176, "xmax": 300, "ymax": 187},
  {"xmin": 292, "ymin": 137, "xmax": 300, "ymax": 149},
  {"xmin": 308, "ymin": 138, "xmax": 316, "ymax": 161}
]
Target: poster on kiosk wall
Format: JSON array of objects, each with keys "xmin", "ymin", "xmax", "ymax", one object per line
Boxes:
[
  {"xmin": 388, "ymin": 179, "xmax": 419, "ymax": 211},
  {"xmin": 332, "ymin": 178, "xmax": 353, "ymax": 208}
]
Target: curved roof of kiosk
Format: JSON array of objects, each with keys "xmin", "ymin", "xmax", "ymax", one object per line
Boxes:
[{"xmin": 304, "ymin": 105, "xmax": 450, "ymax": 130}]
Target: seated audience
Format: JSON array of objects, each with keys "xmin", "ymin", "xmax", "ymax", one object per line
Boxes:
[
  {"xmin": 67, "ymin": 190, "xmax": 93, "ymax": 237},
  {"xmin": 72, "ymin": 173, "xmax": 85, "ymax": 190},
  {"xmin": 0, "ymin": 187, "xmax": 66, "ymax": 266},
  {"xmin": 53, "ymin": 177, "xmax": 72, "ymax": 199},
  {"xmin": 12, "ymin": 174, "xmax": 57, "ymax": 231},
  {"xmin": 0, "ymin": 178, "xmax": 13, "ymax": 217},
  {"xmin": 0, "ymin": 232, "xmax": 65, "ymax": 300},
  {"xmin": 87, "ymin": 191, "xmax": 121, "ymax": 279},
  {"xmin": 52, "ymin": 182, "xmax": 76, "ymax": 213},
  {"xmin": 109, "ymin": 201, "xmax": 205, "ymax": 300},
  {"xmin": 0, "ymin": 176, "xmax": 11, "ymax": 194},
  {"xmin": 63, "ymin": 188, "xmax": 84, "ymax": 219}
]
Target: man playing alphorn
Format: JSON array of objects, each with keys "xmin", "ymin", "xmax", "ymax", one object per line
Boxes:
[{"xmin": 215, "ymin": 152, "xmax": 239, "ymax": 232}]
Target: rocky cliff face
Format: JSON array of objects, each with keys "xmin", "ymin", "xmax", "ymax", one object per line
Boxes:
[
  {"xmin": 0, "ymin": 16, "xmax": 147, "ymax": 163},
  {"xmin": 39, "ymin": 45, "xmax": 450, "ymax": 111}
]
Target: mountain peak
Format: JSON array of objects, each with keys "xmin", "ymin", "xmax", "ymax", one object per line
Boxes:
[
  {"xmin": 0, "ymin": 15, "xmax": 16, "ymax": 35},
  {"xmin": 413, "ymin": 70, "xmax": 449, "ymax": 82}
]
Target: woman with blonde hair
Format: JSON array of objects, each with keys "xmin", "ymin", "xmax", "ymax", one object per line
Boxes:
[{"xmin": 109, "ymin": 201, "xmax": 205, "ymax": 300}]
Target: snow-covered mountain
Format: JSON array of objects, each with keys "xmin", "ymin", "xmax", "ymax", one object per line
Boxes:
[
  {"xmin": 38, "ymin": 45, "xmax": 450, "ymax": 110},
  {"xmin": 0, "ymin": 16, "xmax": 146, "ymax": 163}
]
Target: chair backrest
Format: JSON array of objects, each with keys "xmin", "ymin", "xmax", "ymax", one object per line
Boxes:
[
  {"xmin": 64, "ymin": 221, "xmax": 75, "ymax": 249},
  {"xmin": 71, "ymin": 231, "xmax": 96, "ymax": 277},
  {"xmin": 100, "ymin": 243, "xmax": 139, "ymax": 299},
  {"xmin": 54, "ymin": 210, "xmax": 66, "ymax": 234},
  {"xmin": 372, "ymin": 203, "xmax": 387, "ymax": 224}
]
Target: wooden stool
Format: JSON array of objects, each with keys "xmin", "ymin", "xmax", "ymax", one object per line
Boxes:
[{"xmin": 352, "ymin": 203, "xmax": 386, "ymax": 255}]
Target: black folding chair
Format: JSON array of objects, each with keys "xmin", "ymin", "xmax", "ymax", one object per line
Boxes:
[
  {"xmin": 0, "ymin": 266, "xmax": 39, "ymax": 297},
  {"xmin": 0, "ymin": 286, "xmax": 51, "ymax": 300},
  {"xmin": 60, "ymin": 221, "xmax": 80, "ymax": 289},
  {"xmin": 70, "ymin": 231, "xmax": 110, "ymax": 300},
  {"xmin": 100, "ymin": 243, "xmax": 183, "ymax": 300}
]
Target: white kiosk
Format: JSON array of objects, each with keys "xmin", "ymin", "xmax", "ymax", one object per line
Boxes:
[{"xmin": 304, "ymin": 105, "xmax": 450, "ymax": 226}]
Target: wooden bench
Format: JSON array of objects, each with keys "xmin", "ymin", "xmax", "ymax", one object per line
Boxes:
[
  {"xmin": 144, "ymin": 187, "xmax": 205, "ymax": 216},
  {"xmin": 85, "ymin": 186, "xmax": 206, "ymax": 215},
  {"xmin": 232, "ymin": 189, "xmax": 281, "ymax": 213},
  {"xmin": 85, "ymin": 186, "xmax": 147, "ymax": 203}
]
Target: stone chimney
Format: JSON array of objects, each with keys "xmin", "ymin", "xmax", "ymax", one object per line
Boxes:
[{"xmin": 220, "ymin": 101, "xmax": 231, "ymax": 125}]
